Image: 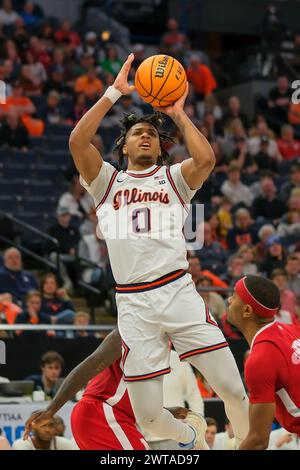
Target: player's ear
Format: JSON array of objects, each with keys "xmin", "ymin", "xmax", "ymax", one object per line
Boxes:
[
  {"xmin": 243, "ymin": 304, "xmax": 253, "ymax": 319},
  {"xmin": 123, "ymin": 144, "xmax": 128, "ymax": 155}
]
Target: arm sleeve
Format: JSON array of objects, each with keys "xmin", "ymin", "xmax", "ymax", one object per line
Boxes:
[
  {"xmin": 79, "ymin": 161, "xmax": 116, "ymax": 207},
  {"xmin": 169, "ymin": 163, "xmax": 199, "ymax": 203},
  {"xmin": 245, "ymin": 342, "xmax": 285, "ymax": 404}
]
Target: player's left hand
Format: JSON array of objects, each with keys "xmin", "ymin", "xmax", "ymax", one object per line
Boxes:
[
  {"xmin": 23, "ymin": 409, "xmax": 53, "ymax": 440},
  {"xmin": 153, "ymin": 83, "xmax": 189, "ymax": 117},
  {"xmin": 167, "ymin": 406, "xmax": 189, "ymax": 420}
]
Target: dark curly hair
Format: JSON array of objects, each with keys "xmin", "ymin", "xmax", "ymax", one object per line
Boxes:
[{"xmin": 114, "ymin": 113, "xmax": 174, "ymax": 168}]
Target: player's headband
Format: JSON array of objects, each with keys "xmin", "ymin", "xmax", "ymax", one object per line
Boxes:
[{"xmin": 235, "ymin": 277, "xmax": 278, "ymax": 318}]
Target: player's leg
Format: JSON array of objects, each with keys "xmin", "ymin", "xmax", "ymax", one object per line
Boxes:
[
  {"xmin": 166, "ymin": 275, "xmax": 249, "ymax": 447},
  {"xmin": 125, "ymin": 376, "xmax": 195, "ymax": 445},
  {"xmin": 187, "ymin": 348, "xmax": 249, "ymax": 448},
  {"xmin": 71, "ymin": 399, "xmax": 132, "ymax": 450}
]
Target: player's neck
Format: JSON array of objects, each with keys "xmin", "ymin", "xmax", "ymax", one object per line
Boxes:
[
  {"xmin": 127, "ymin": 162, "xmax": 157, "ymax": 171},
  {"xmin": 241, "ymin": 323, "xmax": 263, "ymax": 347}
]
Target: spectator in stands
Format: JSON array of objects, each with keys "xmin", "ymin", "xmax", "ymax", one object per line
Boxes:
[
  {"xmin": 252, "ymin": 136, "xmax": 279, "ymax": 172},
  {"xmin": 0, "ymin": 109, "xmax": 29, "ymax": 149},
  {"xmin": 259, "ymin": 235, "xmax": 286, "ymax": 277},
  {"xmin": 271, "ymin": 269, "xmax": 300, "ymax": 323},
  {"xmin": 221, "ymin": 162, "xmax": 254, "ymax": 208},
  {"xmin": 227, "ymin": 208, "xmax": 258, "ymax": 251},
  {"xmin": 15, "ymin": 290, "xmax": 52, "ymax": 335},
  {"xmin": 76, "ymin": 31, "xmax": 101, "ymax": 64},
  {"xmin": 285, "ymin": 255, "xmax": 300, "ymax": 300},
  {"xmin": 22, "ymin": 49, "xmax": 47, "ymax": 95},
  {"xmin": 229, "ymin": 135, "xmax": 256, "ymax": 174},
  {"xmin": 160, "ymin": 17, "xmax": 189, "ymax": 61},
  {"xmin": 0, "ymin": 292, "xmax": 22, "ymax": 324},
  {"xmin": 192, "ymin": 222, "xmax": 227, "ymax": 275},
  {"xmin": 205, "ymin": 417, "xmax": 218, "ymax": 449},
  {"xmin": 256, "ymin": 223, "xmax": 276, "ymax": 263},
  {"xmin": 100, "ymin": 44, "xmax": 123, "ymax": 78},
  {"xmin": 78, "ymin": 226, "xmax": 108, "ymax": 287},
  {"xmin": 277, "ymin": 211, "xmax": 300, "ymax": 247},
  {"xmin": 74, "ymin": 66, "xmax": 103, "ymax": 101},
  {"xmin": 132, "ymin": 43, "xmax": 146, "ymax": 71},
  {"xmin": 0, "ymin": 247, "xmax": 38, "ymax": 303},
  {"xmin": 21, "ymin": 1, "xmax": 40, "ymax": 29},
  {"xmin": 251, "ymin": 175, "xmax": 286, "ymax": 224},
  {"xmin": 57, "ymin": 174, "xmax": 94, "ymax": 220},
  {"xmin": 114, "ymin": 94, "xmax": 141, "ymax": 117},
  {"xmin": 217, "ymin": 197, "xmax": 233, "ymax": 239},
  {"xmin": 268, "ymin": 75, "xmax": 292, "ymax": 128},
  {"xmin": 187, "ymin": 255, "xmax": 228, "ymax": 289},
  {"xmin": 222, "ymin": 255, "xmax": 245, "ymax": 287},
  {"xmin": 25, "ymin": 351, "xmax": 64, "ymax": 399},
  {"xmin": 268, "ymin": 428, "xmax": 300, "ymax": 450},
  {"xmin": 67, "ymin": 92, "xmax": 88, "ymax": 125},
  {"xmin": 13, "ymin": 415, "xmax": 77, "ymax": 450},
  {"xmin": 40, "ymin": 273, "xmax": 75, "ymax": 325},
  {"xmin": 39, "ymin": 91, "xmax": 66, "ymax": 126},
  {"xmin": 196, "ymin": 276, "xmax": 226, "ymax": 323},
  {"xmin": 55, "ymin": 19, "xmax": 81, "ymax": 49},
  {"xmin": 237, "ymin": 245, "xmax": 258, "ymax": 276},
  {"xmin": 222, "ymin": 96, "xmax": 249, "ymax": 131},
  {"xmin": 248, "ymin": 118, "xmax": 279, "ymax": 156},
  {"xmin": 213, "ymin": 419, "xmax": 236, "ymax": 450},
  {"xmin": 0, "ymin": 0, "xmax": 19, "ymax": 26},
  {"xmin": 44, "ymin": 64, "xmax": 71, "ymax": 95},
  {"xmin": 287, "ymin": 188, "xmax": 300, "ymax": 220},
  {"xmin": 72, "ymin": 311, "xmax": 93, "ymax": 338},
  {"xmin": 53, "ymin": 416, "xmax": 66, "ymax": 437},
  {"xmin": 28, "ymin": 36, "xmax": 52, "ymax": 71},
  {"xmin": 45, "ymin": 207, "xmax": 80, "ymax": 294},
  {"xmin": 280, "ymin": 164, "xmax": 300, "ymax": 201},
  {"xmin": 277, "ymin": 124, "xmax": 300, "ymax": 161},
  {"xmin": 186, "ymin": 55, "xmax": 217, "ymax": 104}
]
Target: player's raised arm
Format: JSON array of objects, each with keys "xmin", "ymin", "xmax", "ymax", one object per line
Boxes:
[
  {"xmin": 69, "ymin": 54, "xmax": 135, "ymax": 184},
  {"xmin": 23, "ymin": 329, "xmax": 122, "ymax": 439},
  {"xmin": 154, "ymin": 83, "xmax": 215, "ymax": 189}
]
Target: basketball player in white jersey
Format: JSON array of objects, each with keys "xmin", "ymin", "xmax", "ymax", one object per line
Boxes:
[{"xmin": 69, "ymin": 53, "xmax": 249, "ymax": 449}]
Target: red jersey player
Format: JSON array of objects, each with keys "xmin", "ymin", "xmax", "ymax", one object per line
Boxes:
[
  {"xmin": 24, "ymin": 329, "xmax": 188, "ymax": 450},
  {"xmin": 227, "ymin": 275, "xmax": 300, "ymax": 450}
]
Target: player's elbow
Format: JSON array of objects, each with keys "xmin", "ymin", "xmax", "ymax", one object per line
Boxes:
[{"xmin": 69, "ymin": 130, "xmax": 81, "ymax": 150}]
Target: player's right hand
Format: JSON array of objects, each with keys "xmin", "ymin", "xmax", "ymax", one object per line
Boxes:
[
  {"xmin": 23, "ymin": 409, "xmax": 53, "ymax": 440},
  {"xmin": 113, "ymin": 53, "xmax": 135, "ymax": 95}
]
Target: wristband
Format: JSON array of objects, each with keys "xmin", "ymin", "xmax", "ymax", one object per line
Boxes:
[{"xmin": 103, "ymin": 85, "xmax": 122, "ymax": 104}]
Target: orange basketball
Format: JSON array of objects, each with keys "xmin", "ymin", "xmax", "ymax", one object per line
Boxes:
[{"xmin": 134, "ymin": 54, "xmax": 187, "ymax": 108}]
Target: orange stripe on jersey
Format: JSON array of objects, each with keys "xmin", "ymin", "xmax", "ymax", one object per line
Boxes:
[
  {"xmin": 179, "ymin": 342, "xmax": 229, "ymax": 361},
  {"xmin": 165, "ymin": 167, "xmax": 188, "ymax": 212},
  {"xmin": 116, "ymin": 269, "xmax": 186, "ymax": 293},
  {"xmin": 124, "ymin": 367, "xmax": 171, "ymax": 382},
  {"xmin": 96, "ymin": 170, "xmax": 118, "ymax": 209},
  {"xmin": 126, "ymin": 166, "xmax": 161, "ymax": 178}
]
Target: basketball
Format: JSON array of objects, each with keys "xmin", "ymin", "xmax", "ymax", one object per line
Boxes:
[{"xmin": 134, "ymin": 54, "xmax": 187, "ymax": 108}]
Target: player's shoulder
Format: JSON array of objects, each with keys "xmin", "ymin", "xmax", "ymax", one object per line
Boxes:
[{"xmin": 12, "ymin": 438, "xmax": 33, "ymax": 450}]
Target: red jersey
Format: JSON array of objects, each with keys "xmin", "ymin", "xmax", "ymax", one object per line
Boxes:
[
  {"xmin": 245, "ymin": 322, "xmax": 300, "ymax": 435},
  {"xmin": 83, "ymin": 359, "xmax": 134, "ymax": 422}
]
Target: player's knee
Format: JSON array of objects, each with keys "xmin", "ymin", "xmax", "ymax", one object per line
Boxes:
[{"xmin": 220, "ymin": 380, "xmax": 246, "ymax": 403}]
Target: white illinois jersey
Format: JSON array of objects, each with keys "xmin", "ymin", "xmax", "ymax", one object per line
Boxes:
[{"xmin": 80, "ymin": 162, "xmax": 198, "ymax": 285}]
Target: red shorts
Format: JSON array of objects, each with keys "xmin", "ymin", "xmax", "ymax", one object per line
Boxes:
[{"xmin": 71, "ymin": 398, "xmax": 149, "ymax": 450}]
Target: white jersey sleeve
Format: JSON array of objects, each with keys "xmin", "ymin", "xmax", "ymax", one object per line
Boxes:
[
  {"xmin": 79, "ymin": 161, "xmax": 116, "ymax": 207},
  {"xmin": 169, "ymin": 163, "xmax": 201, "ymax": 203}
]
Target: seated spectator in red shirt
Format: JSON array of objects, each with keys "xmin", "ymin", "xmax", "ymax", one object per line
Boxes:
[
  {"xmin": 277, "ymin": 124, "xmax": 300, "ymax": 160},
  {"xmin": 160, "ymin": 18, "xmax": 190, "ymax": 61},
  {"xmin": 0, "ymin": 247, "xmax": 38, "ymax": 304},
  {"xmin": 40, "ymin": 273, "xmax": 75, "ymax": 325},
  {"xmin": 55, "ymin": 19, "xmax": 81, "ymax": 49},
  {"xmin": 271, "ymin": 269, "xmax": 300, "ymax": 323},
  {"xmin": 186, "ymin": 55, "xmax": 217, "ymax": 102},
  {"xmin": 29, "ymin": 36, "xmax": 52, "ymax": 71},
  {"xmin": 15, "ymin": 291, "xmax": 53, "ymax": 336},
  {"xmin": 227, "ymin": 208, "xmax": 258, "ymax": 251}
]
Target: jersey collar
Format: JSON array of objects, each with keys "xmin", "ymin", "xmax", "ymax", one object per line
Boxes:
[
  {"xmin": 126, "ymin": 165, "xmax": 160, "ymax": 177},
  {"xmin": 250, "ymin": 321, "xmax": 277, "ymax": 351}
]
